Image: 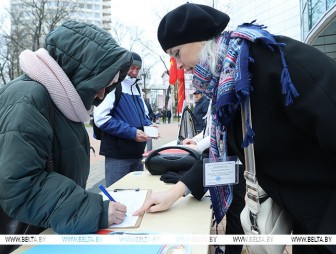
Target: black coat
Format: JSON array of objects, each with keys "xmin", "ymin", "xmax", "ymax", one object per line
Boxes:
[
  {"xmin": 193, "ymin": 95, "xmax": 210, "ymax": 132},
  {"xmin": 181, "ymin": 36, "xmax": 336, "ymax": 249}
]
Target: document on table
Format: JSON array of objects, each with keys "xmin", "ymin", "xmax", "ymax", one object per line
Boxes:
[{"xmin": 100, "ymin": 189, "xmax": 151, "ymax": 228}]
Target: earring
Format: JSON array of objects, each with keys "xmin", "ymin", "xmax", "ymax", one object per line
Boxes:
[{"xmin": 201, "ymin": 41, "xmax": 205, "ymax": 46}]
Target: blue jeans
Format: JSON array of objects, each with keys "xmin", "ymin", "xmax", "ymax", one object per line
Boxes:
[{"xmin": 105, "ymin": 157, "xmax": 143, "ymax": 187}]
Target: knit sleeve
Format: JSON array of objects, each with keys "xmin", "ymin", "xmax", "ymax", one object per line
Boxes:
[{"xmin": 179, "ymin": 160, "xmax": 206, "ymax": 200}]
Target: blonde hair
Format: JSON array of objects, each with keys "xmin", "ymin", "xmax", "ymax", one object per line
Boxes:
[{"xmin": 198, "ymin": 38, "xmax": 219, "ymax": 77}]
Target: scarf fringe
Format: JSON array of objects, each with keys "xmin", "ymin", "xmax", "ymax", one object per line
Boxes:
[
  {"xmin": 240, "ymin": 20, "xmax": 267, "ymax": 30},
  {"xmin": 279, "ymin": 49, "xmax": 299, "ymax": 106},
  {"xmin": 242, "ymin": 119, "xmax": 255, "ymax": 147},
  {"xmin": 209, "ymin": 184, "xmax": 233, "ymax": 225},
  {"xmin": 210, "ymin": 222, "xmax": 224, "ymax": 254},
  {"xmin": 215, "ymin": 246, "xmax": 225, "ymax": 254}
]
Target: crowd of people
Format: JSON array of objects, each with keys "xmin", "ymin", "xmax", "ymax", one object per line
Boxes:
[{"xmin": 0, "ymin": 3, "xmax": 335, "ymax": 254}]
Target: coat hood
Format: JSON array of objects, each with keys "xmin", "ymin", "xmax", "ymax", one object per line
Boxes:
[{"xmin": 45, "ymin": 21, "xmax": 132, "ymax": 109}]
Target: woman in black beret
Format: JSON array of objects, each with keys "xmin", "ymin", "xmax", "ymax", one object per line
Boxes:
[{"xmin": 136, "ymin": 3, "xmax": 336, "ymax": 254}]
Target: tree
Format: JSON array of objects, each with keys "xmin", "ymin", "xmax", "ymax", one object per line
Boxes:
[
  {"xmin": 109, "ymin": 19, "xmax": 158, "ymax": 97},
  {"xmin": 0, "ymin": 0, "xmax": 78, "ymax": 84}
]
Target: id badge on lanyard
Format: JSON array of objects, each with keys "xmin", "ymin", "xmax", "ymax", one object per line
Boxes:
[{"xmin": 203, "ymin": 131, "xmax": 239, "ymax": 187}]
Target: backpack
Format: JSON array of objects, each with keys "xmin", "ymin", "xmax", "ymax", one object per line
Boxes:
[
  {"xmin": 93, "ymin": 82, "xmax": 141, "ymax": 140},
  {"xmin": 177, "ymin": 106, "xmax": 197, "ymax": 144}
]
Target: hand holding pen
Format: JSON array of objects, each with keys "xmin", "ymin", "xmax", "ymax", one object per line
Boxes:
[{"xmin": 99, "ymin": 184, "xmax": 127, "ymax": 226}]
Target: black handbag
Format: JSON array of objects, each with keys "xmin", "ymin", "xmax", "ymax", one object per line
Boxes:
[
  {"xmin": 0, "ymin": 208, "xmax": 45, "ymax": 254},
  {"xmin": 144, "ymin": 146, "xmax": 201, "ymax": 175},
  {"xmin": 177, "ymin": 106, "xmax": 197, "ymax": 144}
]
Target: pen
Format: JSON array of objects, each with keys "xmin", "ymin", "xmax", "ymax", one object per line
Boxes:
[
  {"xmin": 99, "ymin": 184, "xmax": 116, "ymax": 202},
  {"xmin": 99, "ymin": 184, "xmax": 127, "ymax": 217}
]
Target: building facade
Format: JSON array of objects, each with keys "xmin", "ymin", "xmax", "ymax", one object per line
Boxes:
[
  {"xmin": 70, "ymin": 0, "xmax": 111, "ymax": 31},
  {"xmin": 229, "ymin": 0, "xmax": 301, "ymax": 40},
  {"xmin": 10, "ymin": 0, "xmax": 112, "ymax": 31},
  {"xmin": 301, "ymin": 0, "xmax": 336, "ymax": 61}
]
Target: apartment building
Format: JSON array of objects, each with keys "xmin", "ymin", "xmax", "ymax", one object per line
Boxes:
[{"xmin": 10, "ymin": 0, "xmax": 111, "ymax": 31}]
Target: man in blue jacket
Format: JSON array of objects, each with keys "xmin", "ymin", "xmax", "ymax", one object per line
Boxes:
[
  {"xmin": 193, "ymin": 90, "xmax": 210, "ymax": 133},
  {"xmin": 94, "ymin": 52, "xmax": 156, "ymax": 187}
]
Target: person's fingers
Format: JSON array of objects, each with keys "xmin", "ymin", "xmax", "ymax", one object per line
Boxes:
[
  {"xmin": 108, "ymin": 202, "xmax": 127, "ymax": 225},
  {"xmin": 133, "ymin": 209, "xmax": 143, "ymax": 216},
  {"xmin": 133, "ymin": 199, "xmax": 156, "ymax": 216},
  {"xmin": 113, "ymin": 210, "xmax": 127, "ymax": 224},
  {"xmin": 133, "ymin": 206, "xmax": 148, "ymax": 216},
  {"xmin": 146, "ymin": 203, "xmax": 164, "ymax": 213},
  {"xmin": 135, "ymin": 130, "xmax": 149, "ymax": 142},
  {"xmin": 182, "ymin": 138, "xmax": 194, "ymax": 145},
  {"xmin": 115, "ymin": 202, "xmax": 127, "ymax": 213}
]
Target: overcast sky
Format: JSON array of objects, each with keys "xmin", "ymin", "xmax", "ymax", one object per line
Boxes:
[
  {"xmin": 111, "ymin": 0, "xmax": 219, "ymax": 26},
  {"xmin": 110, "ymin": 0, "xmax": 221, "ymax": 84},
  {"xmin": 0, "ymin": 0, "xmax": 219, "ymax": 85}
]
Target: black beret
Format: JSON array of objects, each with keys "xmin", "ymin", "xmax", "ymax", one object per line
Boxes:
[{"xmin": 157, "ymin": 3, "xmax": 230, "ymax": 52}]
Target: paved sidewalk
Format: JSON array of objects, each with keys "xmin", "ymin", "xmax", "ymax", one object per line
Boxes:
[{"xmin": 85, "ymin": 121, "xmax": 180, "ymax": 193}]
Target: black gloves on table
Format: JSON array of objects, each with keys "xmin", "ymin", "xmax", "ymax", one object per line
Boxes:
[{"xmin": 160, "ymin": 171, "xmax": 186, "ymax": 184}]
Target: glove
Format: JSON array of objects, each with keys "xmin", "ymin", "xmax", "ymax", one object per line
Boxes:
[{"xmin": 160, "ymin": 171, "xmax": 186, "ymax": 184}]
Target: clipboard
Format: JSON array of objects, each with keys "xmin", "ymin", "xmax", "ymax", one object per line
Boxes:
[{"xmin": 100, "ymin": 188, "xmax": 152, "ymax": 229}]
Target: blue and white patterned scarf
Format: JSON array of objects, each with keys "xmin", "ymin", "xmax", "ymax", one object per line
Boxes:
[{"xmin": 193, "ymin": 22, "xmax": 299, "ymax": 226}]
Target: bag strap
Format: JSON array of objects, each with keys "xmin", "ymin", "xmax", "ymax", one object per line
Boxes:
[
  {"xmin": 114, "ymin": 84, "xmax": 122, "ymax": 108},
  {"xmin": 241, "ymin": 97, "xmax": 256, "ymax": 181},
  {"xmin": 241, "ymin": 97, "xmax": 268, "ymax": 233}
]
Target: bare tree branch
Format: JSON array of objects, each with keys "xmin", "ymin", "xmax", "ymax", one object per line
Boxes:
[{"xmin": 0, "ymin": 0, "xmax": 79, "ymax": 84}]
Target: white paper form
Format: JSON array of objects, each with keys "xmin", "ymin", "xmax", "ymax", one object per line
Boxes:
[
  {"xmin": 144, "ymin": 126, "xmax": 159, "ymax": 138},
  {"xmin": 100, "ymin": 189, "xmax": 149, "ymax": 228}
]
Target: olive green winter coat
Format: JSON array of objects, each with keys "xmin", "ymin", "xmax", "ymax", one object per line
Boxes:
[{"xmin": 0, "ymin": 21, "xmax": 131, "ymax": 233}]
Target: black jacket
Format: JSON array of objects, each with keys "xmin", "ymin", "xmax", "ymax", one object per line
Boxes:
[
  {"xmin": 193, "ymin": 96, "xmax": 210, "ymax": 132},
  {"xmin": 181, "ymin": 37, "xmax": 336, "ymax": 244}
]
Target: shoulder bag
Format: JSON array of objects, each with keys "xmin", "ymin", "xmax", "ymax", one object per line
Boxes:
[{"xmin": 239, "ymin": 97, "xmax": 293, "ymax": 254}]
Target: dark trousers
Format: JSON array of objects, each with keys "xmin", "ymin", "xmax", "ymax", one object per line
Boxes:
[
  {"xmin": 224, "ymin": 165, "xmax": 246, "ymax": 254},
  {"xmin": 292, "ymin": 224, "xmax": 333, "ymax": 254}
]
